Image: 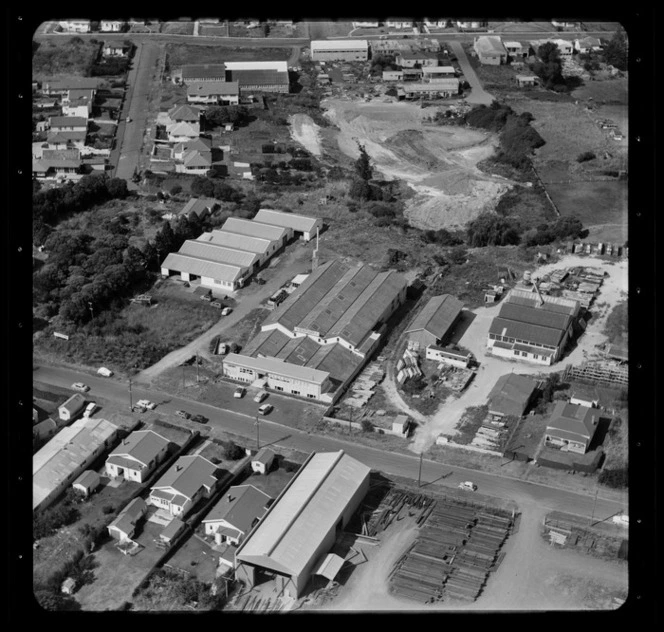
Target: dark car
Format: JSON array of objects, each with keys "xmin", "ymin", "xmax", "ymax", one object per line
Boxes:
[
  {"xmin": 175, "ymin": 410, "xmax": 191, "ymax": 419},
  {"xmin": 191, "ymin": 414, "xmax": 208, "ymax": 424}
]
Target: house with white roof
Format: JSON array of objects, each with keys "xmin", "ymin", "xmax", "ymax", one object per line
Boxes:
[
  {"xmin": 187, "ymin": 81, "xmax": 240, "ymax": 106},
  {"xmin": 474, "ymin": 36, "xmax": 508, "ymax": 65},
  {"xmin": 58, "ymin": 20, "xmax": 90, "ymax": 33},
  {"xmin": 58, "ymin": 393, "xmax": 86, "ymax": 422},
  {"xmin": 105, "ymin": 429, "xmax": 170, "ymax": 483},
  {"xmin": 100, "ymin": 20, "xmax": 123, "ymax": 32},
  {"xmin": 149, "ymin": 455, "xmax": 220, "ymax": 517}
]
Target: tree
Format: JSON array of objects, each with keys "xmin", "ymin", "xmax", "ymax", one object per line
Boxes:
[
  {"xmin": 354, "ymin": 144, "xmax": 373, "ymax": 181},
  {"xmin": 169, "ymin": 184, "xmax": 183, "ymax": 196},
  {"xmin": 447, "ymin": 246, "xmax": 468, "ymax": 265},
  {"xmin": 360, "ymin": 418, "xmax": 374, "ymax": 433},
  {"xmin": 191, "ymin": 176, "xmax": 215, "ymax": 198},
  {"xmin": 154, "ymin": 221, "xmax": 176, "ymax": 256},
  {"xmin": 34, "ymin": 589, "xmax": 81, "ymax": 611},
  {"xmin": 466, "ymin": 213, "xmax": 522, "ymax": 247},
  {"xmin": 604, "ymin": 27, "xmax": 628, "ymax": 71},
  {"xmin": 223, "ymin": 441, "xmax": 244, "ymax": 460},
  {"xmin": 348, "ymin": 179, "xmax": 372, "ymax": 201}
]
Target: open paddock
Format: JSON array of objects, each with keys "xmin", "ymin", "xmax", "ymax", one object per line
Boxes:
[{"xmin": 165, "ymin": 45, "xmax": 291, "ymax": 70}]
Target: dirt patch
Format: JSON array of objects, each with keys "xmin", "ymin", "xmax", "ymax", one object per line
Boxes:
[
  {"xmin": 322, "ymin": 98, "xmax": 514, "ymax": 230},
  {"xmin": 288, "ymin": 113, "xmax": 322, "ymax": 156}
]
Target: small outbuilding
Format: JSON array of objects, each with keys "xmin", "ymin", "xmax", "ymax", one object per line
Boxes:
[
  {"xmin": 515, "ymin": 74, "xmax": 539, "ymax": 88},
  {"xmin": 108, "ymin": 497, "xmax": 148, "ymax": 542},
  {"xmin": 159, "ymin": 517, "xmax": 186, "ymax": 546},
  {"xmin": 251, "ymin": 447, "xmax": 276, "ymax": 474},
  {"xmin": 58, "ymin": 393, "xmax": 86, "ymax": 422},
  {"xmin": 61, "ymin": 578, "xmax": 77, "ymax": 595},
  {"xmin": 72, "ymin": 470, "xmax": 101, "ymax": 497},
  {"xmin": 487, "ymin": 373, "xmax": 538, "ymax": 419}
]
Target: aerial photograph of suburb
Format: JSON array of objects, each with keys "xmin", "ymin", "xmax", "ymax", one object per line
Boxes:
[{"xmin": 30, "ymin": 16, "xmax": 633, "ymax": 613}]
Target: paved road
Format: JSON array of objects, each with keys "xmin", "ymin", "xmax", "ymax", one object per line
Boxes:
[
  {"xmin": 449, "ymin": 40, "xmax": 494, "ymax": 105},
  {"xmin": 112, "ymin": 41, "xmax": 161, "ymax": 183},
  {"xmin": 33, "ymin": 363, "xmax": 626, "ymax": 523}
]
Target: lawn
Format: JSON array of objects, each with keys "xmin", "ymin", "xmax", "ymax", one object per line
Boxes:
[
  {"xmin": 602, "ymin": 300, "xmax": 627, "ymax": 347},
  {"xmin": 236, "ymin": 467, "xmax": 296, "ymax": 499},
  {"xmin": 546, "ymin": 180, "xmax": 628, "ymax": 244},
  {"xmin": 165, "ymin": 534, "xmax": 218, "ymax": 584},
  {"xmin": 306, "ymin": 21, "xmax": 354, "ymax": 39},
  {"xmin": 571, "ymin": 77, "xmax": 628, "ymax": 104},
  {"xmin": 164, "ymin": 45, "xmax": 291, "ymax": 71},
  {"xmin": 199, "ymin": 24, "xmax": 229, "ymax": 37},
  {"xmin": 161, "ymin": 21, "xmax": 195, "ymax": 35}
]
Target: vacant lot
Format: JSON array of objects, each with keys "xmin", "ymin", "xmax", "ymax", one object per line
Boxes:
[
  {"xmin": 547, "ymin": 180, "xmax": 628, "ymax": 243},
  {"xmin": 165, "ymin": 534, "xmax": 218, "ymax": 584},
  {"xmin": 161, "ymin": 21, "xmax": 195, "ymax": 35},
  {"xmin": 165, "ymin": 45, "xmax": 291, "ymax": 71},
  {"xmin": 306, "ymin": 21, "xmax": 354, "ymax": 39},
  {"xmin": 32, "ymin": 39, "xmax": 101, "ymax": 78},
  {"xmin": 572, "ymin": 77, "xmax": 628, "ymax": 104},
  {"xmin": 199, "ymin": 24, "xmax": 229, "ymax": 37}
]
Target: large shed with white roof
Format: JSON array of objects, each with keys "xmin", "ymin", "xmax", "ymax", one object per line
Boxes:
[
  {"xmin": 234, "ymin": 450, "xmax": 370, "ymax": 598},
  {"xmin": 310, "ymin": 40, "xmax": 369, "ymax": 62},
  {"xmin": 253, "ymin": 209, "xmax": 323, "ymax": 242}
]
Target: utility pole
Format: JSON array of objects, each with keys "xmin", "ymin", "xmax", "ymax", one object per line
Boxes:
[
  {"xmin": 196, "ymin": 353, "xmax": 199, "ymax": 383},
  {"xmin": 128, "ymin": 377, "xmax": 133, "ymax": 411},
  {"xmin": 88, "ymin": 301, "xmax": 94, "ymax": 321},
  {"xmin": 349, "ymin": 406, "xmax": 352, "ymax": 435},
  {"xmin": 590, "ymin": 487, "xmax": 599, "ymax": 526},
  {"xmin": 418, "ymin": 452, "xmax": 423, "ymax": 488},
  {"xmin": 255, "ymin": 414, "xmax": 260, "ymax": 452},
  {"xmin": 182, "ymin": 364, "xmax": 185, "ymax": 389}
]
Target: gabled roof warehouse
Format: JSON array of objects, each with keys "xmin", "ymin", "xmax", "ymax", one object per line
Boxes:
[
  {"xmin": 487, "ymin": 374, "xmax": 538, "ymax": 417},
  {"xmin": 197, "ymin": 230, "xmax": 273, "ymax": 255},
  {"xmin": 33, "ymin": 417, "xmax": 120, "ymax": 511},
  {"xmin": 234, "ymin": 450, "xmax": 371, "ymax": 598},
  {"xmin": 221, "ymin": 217, "xmax": 290, "ymax": 243},
  {"xmin": 187, "ymin": 80, "xmax": 239, "ymax": 97},
  {"xmin": 182, "ymin": 64, "xmax": 227, "ymax": 81},
  {"xmin": 178, "ymin": 240, "xmax": 260, "ymax": 269},
  {"xmin": 161, "ymin": 253, "xmax": 245, "ymax": 284},
  {"xmin": 405, "ymin": 294, "xmax": 463, "ymax": 342},
  {"xmin": 253, "ymin": 209, "xmax": 322, "ymax": 237}
]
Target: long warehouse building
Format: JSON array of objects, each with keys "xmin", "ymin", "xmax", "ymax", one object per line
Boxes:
[
  {"xmin": 234, "ymin": 450, "xmax": 371, "ymax": 599},
  {"xmin": 223, "ymin": 259, "xmax": 408, "ymax": 402},
  {"xmin": 310, "ymin": 39, "xmax": 369, "ymax": 62}
]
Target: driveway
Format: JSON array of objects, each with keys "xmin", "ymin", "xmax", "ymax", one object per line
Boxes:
[
  {"xmin": 134, "ymin": 241, "xmax": 314, "ymax": 384},
  {"xmin": 449, "ymin": 40, "xmax": 495, "ymax": 105}
]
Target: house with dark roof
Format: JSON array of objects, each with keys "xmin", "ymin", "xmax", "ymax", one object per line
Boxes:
[
  {"xmin": 396, "ymin": 51, "xmax": 440, "ymax": 68},
  {"xmin": 149, "ymin": 455, "xmax": 220, "ymax": 517},
  {"xmin": 49, "ymin": 116, "xmax": 88, "ymax": 133},
  {"xmin": 487, "ymin": 374, "xmax": 538, "ymax": 418},
  {"xmin": 405, "ymin": 294, "xmax": 464, "ymax": 349},
  {"xmin": 105, "ymin": 430, "xmax": 170, "ymax": 483},
  {"xmin": 177, "ymin": 197, "xmax": 217, "ymax": 220},
  {"xmin": 473, "ymin": 36, "xmax": 508, "ymax": 65},
  {"xmin": 202, "ymin": 484, "xmax": 272, "ymax": 546},
  {"xmin": 545, "ymin": 402, "xmax": 600, "ymax": 454},
  {"xmin": 72, "ymin": 470, "xmax": 101, "ymax": 497},
  {"xmin": 487, "ymin": 288, "xmax": 580, "ymax": 365},
  {"xmin": 187, "ymin": 81, "xmax": 240, "ymax": 105},
  {"xmin": 108, "ymin": 498, "xmax": 148, "ymax": 541}
]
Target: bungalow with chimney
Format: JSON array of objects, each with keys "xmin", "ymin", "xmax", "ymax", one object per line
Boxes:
[
  {"xmin": 105, "ymin": 429, "xmax": 170, "ymax": 483},
  {"xmin": 149, "ymin": 455, "xmax": 220, "ymax": 517},
  {"xmin": 187, "ymin": 81, "xmax": 240, "ymax": 106},
  {"xmin": 545, "ymin": 401, "xmax": 600, "ymax": 454},
  {"xmin": 202, "ymin": 484, "xmax": 272, "ymax": 546}
]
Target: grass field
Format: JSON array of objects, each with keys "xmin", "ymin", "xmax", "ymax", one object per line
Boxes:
[
  {"xmin": 165, "ymin": 535, "xmax": 218, "ymax": 584},
  {"xmin": 32, "ymin": 39, "xmax": 101, "ymax": 79},
  {"xmin": 199, "ymin": 24, "xmax": 229, "ymax": 37},
  {"xmin": 161, "ymin": 21, "xmax": 195, "ymax": 35},
  {"xmin": 306, "ymin": 21, "xmax": 354, "ymax": 39},
  {"xmin": 546, "ymin": 180, "xmax": 628, "ymax": 244},
  {"xmin": 572, "ymin": 78, "xmax": 628, "ymax": 104},
  {"xmin": 165, "ymin": 45, "xmax": 291, "ymax": 70}
]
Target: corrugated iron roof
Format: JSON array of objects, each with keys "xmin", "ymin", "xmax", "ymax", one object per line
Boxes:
[
  {"xmin": 489, "ymin": 317, "xmax": 564, "ymax": 348},
  {"xmin": 179, "ymin": 240, "xmax": 259, "ymax": 268},
  {"xmin": 223, "ymin": 353, "xmax": 330, "ymax": 384},
  {"xmin": 487, "ymin": 373, "xmax": 537, "ymax": 417},
  {"xmin": 161, "ymin": 252, "xmax": 245, "ymax": 283},
  {"xmin": 498, "ymin": 302, "xmax": 573, "ymax": 331},
  {"xmin": 202, "ymin": 484, "xmax": 272, "ymax": 535},
  {"xmin": 107, "ymin": 430, "xmax": 169, "ymax": 468},
  {"xmin": 49, "ymin": 116, "xmax": 88, "ymax": 127},
  {"xmin": 198, "ymin": 230, "xmax": 272, "ymax": 254},
  {"xmin": 181, "ymin": 64, "xmax": 227, "ymax": 80},
  {"xmin": 227, "ymin": 69, "xmax": 289, "ymax": 87},
  {"xmin": 222, "ymin": 217, "xmax": 289, "ymax": 242},
  {"xmin": 236, "ymin": 451, "xmax": 370, "ymax": 577},
  {"xmin": 253, "ymin": 209, "xmax": 321, "ymax": 233},
  {"xmin": 546, "ymin": 401, "xmax": 599, "ymax": 441},
  {"xmin": 311, "ymin": 39, "xmax": 368, "ymax": 51},
  {"xmin": 475, "ymin": 36, "xmax": 508, "ymax": 55},
  {"xmin": 405, "ymin": 295, "xmax": 463, "ymax": 340},
  {"xmin": 187, "ymin": 80, "xmax": 239, "ymax": 96}
]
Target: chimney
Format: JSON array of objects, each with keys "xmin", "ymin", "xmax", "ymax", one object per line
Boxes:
[
  {"xmin": 227, "ymin": 494, "xmax": 233, "ymax": 502},
  {"xmin": 176, "ymin": 465, "xmax": 182, "ymax": 472},
  {"xmin": 533, "ymin": 279, "xmax": 545, "ymax": 307}
]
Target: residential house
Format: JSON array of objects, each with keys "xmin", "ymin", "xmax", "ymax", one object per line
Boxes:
[
  {"xmin": 187, "ymin": 81, "xmax": 240, "ymax": 106},
  {"xmin": 352, "ymin": 21, "xmax": 380, "ymax": 28},
  {"xmin": 405, "ymin": 295, "xmax": 464, "ymax": 350},
  {"xmin": 396, "ymin": 51, "xmax": 440, "ymax": 68},
  {"xmin": 149, "ymin": 455, "xmax": 220, "ymax": 517},
  {"xmin": 386, "ymin": 19, "xmax": 413, "ymax": 29},
  {"xmin": 45, "ymin": 131, "xmax": 87, "ymax": 150},
  {"xmin": 474, "ymin": 36, "xmax": 508, "ymax": 65},
  {"xmin": 202, "ymin": 484, "xmax": 272, "ymax": 546},
  {"xmin": 400, "ymin": 80, "xmax": 459, "ymax": 98},
  {"xmin": 103, "ymin": 43, "xmax": 130, "ymax": 57},
  {"xmin": 424, "ymin": 19, "xmax": 449, "ymax": 28},
  {"xmin": 515, "ymin": 74, "xmax": 539, "ymax": 88},
  {"xmin": 72, "ymin": 470, "xmax": 101, "ymax": 497},
  {"xmin": 108, "ymin": 497, "xmax": 148, "ymax": 541},
  {"xmin": 383, "ymin": 70, "xmax": 404, "ymax": 82},
  {"xmin": 173, "ymin": 137, "xmax": 213, "ymax": 162},
  {"xmin": 177, "ymin": 146, "xmax": 212, "ymax": 174},
  {"xmin": 486, "ymin": 373, "xmax": 538, "ymax": 419},
  {"xmin": 574, "ymin": 37, "xmax": 603, "ymax": 53},
  {"xmin": 49, "ymin": 116, "xmax": 88, "ymax": 133},
  {"xmin": 251, "ymin": 448, "xmax": 275, "ymax": 474},
  {"xmin": 545, "ymin": 401, "xmax": 600, "ymax": 454},
  {"xmin": 58, "ymin": 393, "xmax": 86, "ymax": 422},
  {"xmin": 167, "ymin": 103, "xmax": 202, "ymax": 124},
  {"xmin": 32, "ymin": 153, "xmax": 82, "ymax": 180},
  {"xmin": 456, "ymin": 20, "xmax": 484, "ymax": 29},
  {"xmin": 105, "ymin": 429, "xmax": 170, "ymax": 483},
  {"xmin": 530, "ymin": 38, "xmax": 574, "ymax": 58},
  {"xmin": 167, "ymin": 121, "xmax": 200, "ymax": 142},
  {"xmin": 568, "ymin": 384, "xmax": 600, "ymax": 408},
  {"xmin": 61, "ymin": 101, "xmax": 92, "ymax": 119},
  {"xmin": 422, "ymin": 66, "xmax": 456, "ymax": 80},
  {"xmin": 177, "ymin": 196, "xmax": 217, "ymax": 220},
  {"xmin": 504, "ymin": 41, "xmax": 528, "ymax": 60},
  {"xmin": 58, "ymin": 20, "xmax": 90, "ymax": 33},
  {"xmin": 41, "ymin": 77, "xmax": 101, "ymax": 96},
  {"xmin": 100, "ymin": 20, "xmax": 123, "ymax": 32}
]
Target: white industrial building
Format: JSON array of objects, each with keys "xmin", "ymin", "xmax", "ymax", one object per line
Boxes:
[
  {"xmin": 310, "ymin": 40, "xmax": 369, "ymax": 62},
  {"xmin": 253, "ymin": 209, "xmax": 323, "ymax": 242},
  {"xmin": 234, "ymin": 450, "xmax": 371, "ymax": 598}
]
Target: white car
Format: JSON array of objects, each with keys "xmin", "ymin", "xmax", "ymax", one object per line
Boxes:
[
  {"xmin": 458, "ymin": 481, "xmax": 478, "ymax": 492},
  {"xmin": 254, "ymin": 391, "xmax": 268, "ymax": 403},
  {"xmin": 97, "ymin": 367, "xmax": 113, "ymax": 377},
  {"xmin": 84, "ymin": 402, "xmax": 97, "ymax": 417},
  {"xmin": 72, "ymin": 382, "xmax": 90, "ymax": 393},
  {"xmin": 221, "ymin": 307, "xmax": 233, "ymax": 316},
  {"xmin": 258, "ymin": 404, "xmax": 273, "ymax": 415},
  {"xmin": 234, "ymin": 387, "xmax": 246, "ymax": 399},
  {"xmin": 136, "ymin": 399, "xmax": 156, "ymax": 410}
]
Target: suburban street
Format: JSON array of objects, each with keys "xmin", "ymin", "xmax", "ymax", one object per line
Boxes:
[
  {"xmin": 33, "ymin": 362, "xmax": 626, "ymax": 524},
  {"xmin": 449, "ymin": 40, "xmax": 494, "ymax": 105}
]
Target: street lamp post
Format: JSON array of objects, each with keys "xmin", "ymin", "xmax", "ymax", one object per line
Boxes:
[
  {"xmin": 88, "ymin": 301, "xmax": 94, "ymax": 320},
  {"xmin": 418, "ymin": 452, "xmax": 423, "ymax": 488},
  {"xmin": 128, "ymin": 376, "xmax": 133, "ymax": 411},
  {"xmin": 255, "ymin": 414, "xmax": 260, "ymax": 452}
]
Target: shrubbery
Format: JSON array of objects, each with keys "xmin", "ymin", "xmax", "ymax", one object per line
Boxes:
[
  {"xmin": 33, "ymin": 500, "xmax": 80, "ymax": 541},
  {"xmin": 577, "ymin": 151, "xmax": 596, "ymax": 163},
  {"xmin": 466, "ymin": 213, "xmax": 522, "ymax": 247},
  {"xmin": 598, "ymin": 467, "xmax": 628, "ymax": 489}
]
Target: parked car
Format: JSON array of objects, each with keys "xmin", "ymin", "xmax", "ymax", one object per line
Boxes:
[
  {"xmin": 135, "ymin": 399, "xmax": 156, "ymax": 410},
  {"xmin": 458, "ymin": 481, "xmax": 478, "ymax": 492},
  {"xmin": 97, "ymin": 367, "xmax": 113, "ymax": 377},
  {"xmin": 175, "ymin": 410, "xmax": 191, "ymax": 419},
  {"xmin": 191, "ymin": 414, "xmax": 208, "ymax": 424},
  {"xmin": 221, "ymin": 307, "xmax": 233, "ymax": 316},
  {"xmin": 234, "ymin": 386, "xmax": 246, "ymax": 399},
  {"xmin": 254, "ymin": 391, "xmax": 268, "ymax": 403},
  {"xmin": 210, "ymin": 301, "xmax": 223, "ymax": 309},
  {"xmin": 83, "ymin": 402, "xmax": 97, "ymax": 417},
  {"xmin": 258, "ymin": 404, "xmax": 273, "ymax": 415},
  {"xmin": 200, "ymin": 294, "xmax": 212, "ymax": 302},
  {"xmin": 72, "ymin": 382, "xmax": 90, "ymax": 393},
  {"xmin": 126, "ymin": 117, "xmax": 132, "ymax": 123}
]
